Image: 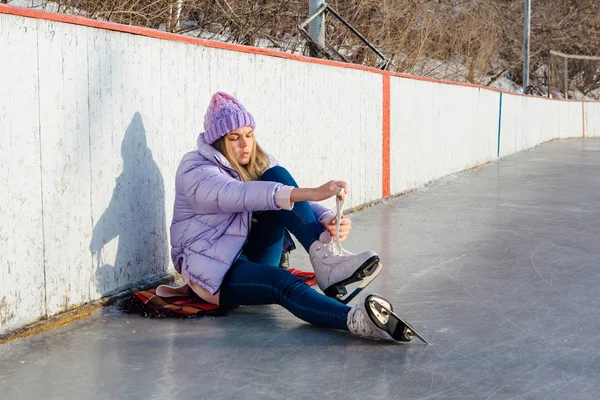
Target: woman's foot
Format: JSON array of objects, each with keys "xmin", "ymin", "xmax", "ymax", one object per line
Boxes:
[
  {"xmin": 347, "ymin": 294, "xmax": 419, "ymax": 342},
  {"xmin": 309, "ymin": 233, "xmax": 382, "ymax": 304}
]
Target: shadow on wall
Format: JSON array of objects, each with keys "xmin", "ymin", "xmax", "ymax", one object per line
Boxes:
[{"xmin": 89, "ymin": 112, "xmax": 168, "ymax": 296}]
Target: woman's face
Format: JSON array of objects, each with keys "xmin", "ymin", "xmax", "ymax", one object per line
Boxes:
[{"xmin": 225, "ymin": 126, "xmax": 254, "ymax": 166}]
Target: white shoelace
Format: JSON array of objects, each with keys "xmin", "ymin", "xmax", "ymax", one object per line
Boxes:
[{"xmin": 332, "ymin": 194, "xmax": 350, "ymax": 256}]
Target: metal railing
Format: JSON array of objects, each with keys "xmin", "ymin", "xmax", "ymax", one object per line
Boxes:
[{"xmin": 298, "ymin": 3, "xmax": 390, "ymax": 70}]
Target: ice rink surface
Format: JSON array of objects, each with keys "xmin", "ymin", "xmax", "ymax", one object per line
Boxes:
[{"xmin": 2, "ymin": 139, "xmax": 600, "ymax": 400}]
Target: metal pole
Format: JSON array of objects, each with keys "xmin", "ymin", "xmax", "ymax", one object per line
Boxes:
[
  {"xmin": 547, "ymin": 53, "xmax": 551, "ymax": 98},
  {"xmin": 175, "ymin": 0, "xmax": 183, "ymax": 31},
  {"xmin": 563, "ymin": 57, "xmax": 569, "ymax": 99},
  {"xmin": 309, "ymin": 0, "xmax": 325, "ymax": 57},
  {"xmin": 523, "ymin": 0, "xmax": 531, "ymax": 94}
]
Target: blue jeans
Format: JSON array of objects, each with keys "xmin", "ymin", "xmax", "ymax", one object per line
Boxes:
[{"xmin": 219, "ymin": 166, "xmax": 350, "ymax": 331}]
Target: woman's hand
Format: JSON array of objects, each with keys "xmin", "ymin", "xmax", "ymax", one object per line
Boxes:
[
  {"xmin": 325, "ymin": 215, "xmax": 352, "ymax": 242},
  {"xmin": 290, "ymin": 180, "xmax": 349, "ymax": 203},
  {"xmin": 311, "ymin": 180, "xmax": 349, "ymax": 202}
]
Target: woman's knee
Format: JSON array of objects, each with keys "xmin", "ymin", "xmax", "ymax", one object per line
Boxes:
[{"xmin": 261, "ymin": 166, "xmax": 297, "ymax": 186}]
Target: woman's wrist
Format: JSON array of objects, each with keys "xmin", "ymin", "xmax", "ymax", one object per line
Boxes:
[
  {"xmin": 274, "ymin": 186, "xmax": 295, "ymax": 210},
  {"xmin": 290, "ymin": 188, "xmax": 316, "ymax": 203},
  {"xmin": 319, "ymin": 211, "xmax": 336, "ymax": 227}
]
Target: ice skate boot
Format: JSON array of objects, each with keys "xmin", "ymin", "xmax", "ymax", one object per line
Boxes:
[
  {"xmin": 309, "ymin": 231, "xmax": 382, "ymax": 304},
  {"xmin": 347, "ymin": 293, "xmax": 428, "ymax": 344}
]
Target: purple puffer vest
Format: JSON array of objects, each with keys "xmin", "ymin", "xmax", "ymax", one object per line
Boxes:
[{"xmin": 170, "ymin": 133, "xmax": 332, "ymax": 294}]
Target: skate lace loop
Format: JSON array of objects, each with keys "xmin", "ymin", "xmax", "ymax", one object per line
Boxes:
[{"xmin": 332, "ymin": 195, "xmax": 351, "ymax": 256}]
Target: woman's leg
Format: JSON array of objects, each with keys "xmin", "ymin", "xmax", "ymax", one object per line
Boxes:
[
  {"xmin": 261, "ymin": 166, "xmax": 324, "ymax": 251},
  {"xmin": 243, "ymin": 166, "xmax": 325, "ymax": 266},
  {"xmin": 246, "ymin": 165, "xmax": 382, "ymax": 305},
  {"xmin": 242, "ymin": 166, "xmax": 324, "ymax": 266},
  {"xmin": 219, "ymin": 255, "xmax": 350, "ymax": 331},
  {"xmin": 242, "ymin": 211, "xmax": 287, "ymax": 267}
]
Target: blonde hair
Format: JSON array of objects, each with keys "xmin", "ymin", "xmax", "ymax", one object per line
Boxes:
[{"xmin": 213, "ymin": 134, "xmax": 270, "ymax": 182}]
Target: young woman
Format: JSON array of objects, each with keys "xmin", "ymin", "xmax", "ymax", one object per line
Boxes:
[{"xmin": 167, "ymin": 92, "xmax": 413, "ymax": 342}]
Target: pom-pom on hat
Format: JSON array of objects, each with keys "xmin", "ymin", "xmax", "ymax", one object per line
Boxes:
[{"xmin": 203, "ymin": 92, "xmax": 256, "ymax": 144}]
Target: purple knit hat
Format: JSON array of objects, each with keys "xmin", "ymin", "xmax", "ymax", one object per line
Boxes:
[{"xmin": 203, "ymin": 92, "xmax": 256, "ymax": 144}]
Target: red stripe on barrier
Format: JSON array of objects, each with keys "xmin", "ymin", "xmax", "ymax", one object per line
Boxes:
[{"xmin": 382, "ymin": 74, "xmax": 391, "ymax": 198}]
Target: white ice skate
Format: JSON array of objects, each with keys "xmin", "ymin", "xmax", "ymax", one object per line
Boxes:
[
  {"xmin": 309, "ymin": 195, "xmax": 382, "ymax": 304},
  {"xmin": 347, "ymin": 294, "xmax": 429, "ymax": 344}
]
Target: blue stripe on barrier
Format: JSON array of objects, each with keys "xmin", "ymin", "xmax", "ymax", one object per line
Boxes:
[{"xmin": 497, "ymin": 92, "xmax": 503, "ymax": 157}]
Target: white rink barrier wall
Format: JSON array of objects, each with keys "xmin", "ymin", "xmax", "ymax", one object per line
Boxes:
[
  {"xmin": 584, "ymin": 102, "xmax": 600, "ymax": 138},
  {"xmin": 389, "ymin": 78, "xmax": 499, "ymax": 194},
  {"xmin": 499, "ymin": 94, "xmax": 583, "ymax": 157},
  {"xmin": 0, "ymin": 5, "xmax": 596, "ymax": 335}
]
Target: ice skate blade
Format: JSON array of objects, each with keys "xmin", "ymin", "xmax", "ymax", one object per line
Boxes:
[
  {"xmin": 323, "ymin": 257, "xmax": 382, "ymax": 304},
  {"xmin": 367, "ymin": 295, "xmax": 429, "ymax": 345}
]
